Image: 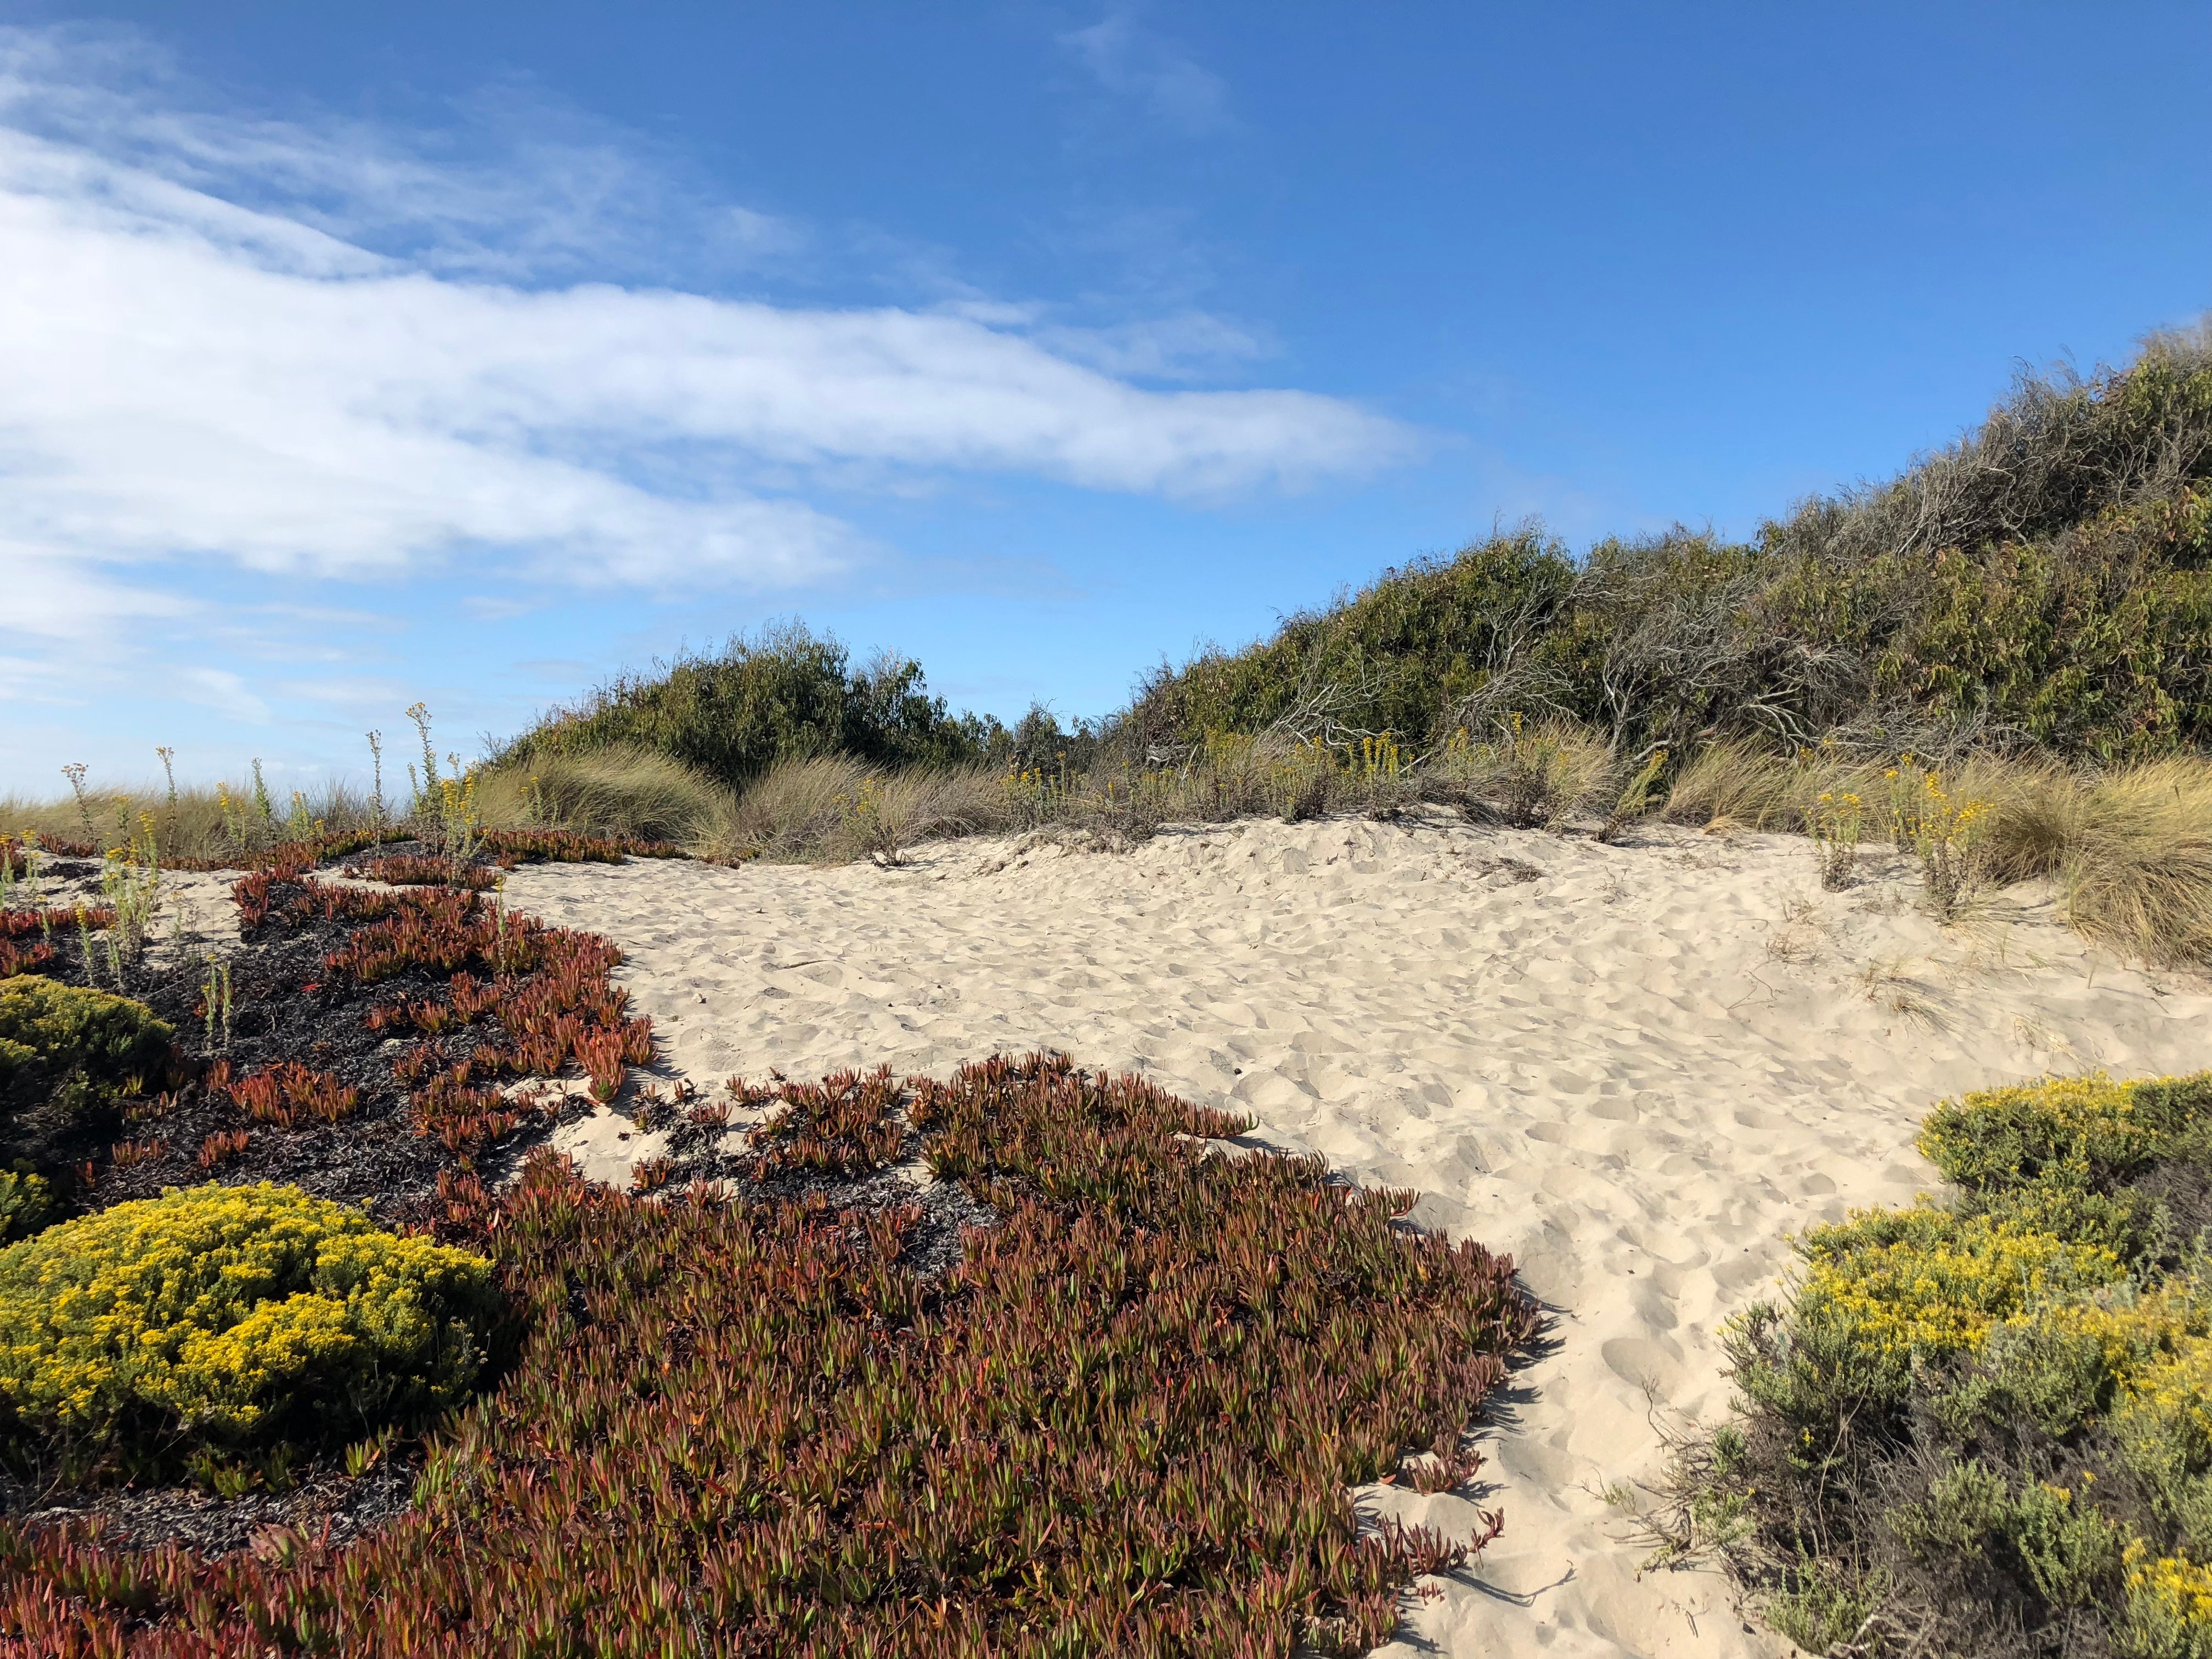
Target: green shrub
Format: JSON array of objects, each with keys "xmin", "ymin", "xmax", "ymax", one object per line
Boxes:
[
  {"xmin": 1117, "ymin": 527, "xmax": 1582, "ymax": 753},
  {"xmin": 1973, "ymin": 1181, "xmax": 2170, "ymax": 1266},
  {"xmin": 0, "ymin": 1182, "xmax": 495, "ymax": 1461},
  {"xmin": 1887, "ymin": 1460, "xmax": 2124, "ymax": 1610},
  {"xmin": 1124, "ymin": 324, "xmax": 2212, "ymax": 761},
  {"xmin": 493, "ymin": 620, "xmax": 986, "ymax": 788},
  {"xmin": 1976, "ymin": 1282, "xmax": 2211, "ymax": 1438},
  {"xmin": 0, "ymin": 1164, "xmax": 57, "ymax": 1243},
  {"xmin": 1674, "ymin": 1068, "xmax": 2212, "ymax": 1656},
  {"xmin": 1920, "ymin": 1071, "xmax": 2212, "ymax": 1194},
  {"xmin": 0, "ymin": 974, "xmax": 173, "ymax": 1122}
]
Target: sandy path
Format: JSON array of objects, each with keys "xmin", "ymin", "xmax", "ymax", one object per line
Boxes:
[{"xmin": 504, "ymin": 814, "xmax": 2212, "ymax": 1658}]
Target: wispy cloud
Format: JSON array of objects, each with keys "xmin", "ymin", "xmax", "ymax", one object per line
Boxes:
[
  {"xmin": 0, "ymin": 25, "xmax": 1402, "ymax": 624},
  {"xmin": 1060, "ymin": 14, "xmax": 1233, "ymax": 137},
  {"xmin": 0, "ymin": 23, "xmax": 1415, "ymax": 784},
  {"xmin": 176, "ymin": 667, "xmax": 270, "ymax": 724}
]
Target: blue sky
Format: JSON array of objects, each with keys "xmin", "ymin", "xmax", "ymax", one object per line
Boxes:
[{"xmin": 2, "ymin": 3, "xmax": 2207, "ymax": 793}]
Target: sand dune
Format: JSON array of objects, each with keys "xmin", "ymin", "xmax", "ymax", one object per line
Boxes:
[{"xmin": 503, "ymin": 812, "xmax": 2212, "ymax": 1658}]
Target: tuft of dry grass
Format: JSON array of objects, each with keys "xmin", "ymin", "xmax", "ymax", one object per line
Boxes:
[
  {"xmin": 475, "ymin": 745, "xmax": 736, "ymax": 848},
  {"xmin": 1660, "ymin": 740, "xmax": 1799, "ymax": 830},
  {"xmin": 721, "ymin": 757, "xmax": 1086, "ymax": 865},
  {"xmin": 16, "ymin": 721, "xmax": 2210, "ymax": 969},
  {"xmin": 2055, "ymin": 760, "xmax": 2212, "ymax": 968},
  {"xmin": 1659, "ymin": 744, "xmax": 2212, "ymax": 966},
  {"xmin": 1460, "ymin": 718, "xmax": 1614, "ymax": 829},
  {"xmin": 717, "ymin": 754, "xmax": 870, "ymax": 861},
  {"xmin": 0, "ymin": 781, "xmax": 369, "ymax": 867}
]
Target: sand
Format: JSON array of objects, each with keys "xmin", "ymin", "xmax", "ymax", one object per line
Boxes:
[{"xmin": 500, "ymin": 813, "xmax": 2212, "ymax": 1657}]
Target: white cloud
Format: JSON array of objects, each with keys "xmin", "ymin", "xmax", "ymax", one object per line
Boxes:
[
  {"xmin": 0, "ymin": 539, "xmax": 194, "ymax": 641},
  {"xmin": 1060, "ymin": 14, "xmax": 1233, "ymax": 136},
  {"xmin": 0, "ymin": 29, "xmax": 792, "ymax": 284},
  {"xmin": 0, "ymin": 24, "xmax": 1408, "ymax": 635},
  {"xmin": 1033, "ymin": 310, "xmax": 1273, "ymax": 381},
  {"xmin": 0, "ymin": 24, "xmax": 1420, "ymax": 789},
  {"xmin": 177, "ymin": 666, "xmax": 270, "ymax": 724}
]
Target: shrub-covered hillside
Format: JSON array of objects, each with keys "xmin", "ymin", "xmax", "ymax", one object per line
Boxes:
[
  {"xmin": 1125, "ymin": 323, "xmax": 2212, "ymax": 762},
  {"xmin": 492, "ymin": 620, "xmax": 994, "ymax": 788}
]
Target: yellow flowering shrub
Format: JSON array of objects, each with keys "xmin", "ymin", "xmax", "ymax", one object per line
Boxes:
[
  {"xmin": 1701, "ymin": 1068, "xmax": 2212, "ymax": 1652},
  {"xmin": 1918, "ymin": 1070, "xmax": 2212, "ymax": 1195},
  {"xmin": 2115, "ymin": 1336, "xmax": 2212, "ymax": 1524},
  {"xmin": 1982, "ymin": 1280, "xmax": 2212, "ymax": 1438},
  {"xmin": 0, "ymin": 1182, "xmax": 495, "ymax": 1455},
  {"xmin": 1799, "ymin": 1201, "xmax": 2127, "ymax": 1371},
  {"xmin": 2124, "ymin": 1543, "xmax": 2212, "ymax": 1659},
  {"xmin": 0, "ymin": 974, "xmax": 174, "ymax": 1123},
  {"xmin": 2024, "ymin": 1288, "xmax": 2212, "ymax": 1387}
]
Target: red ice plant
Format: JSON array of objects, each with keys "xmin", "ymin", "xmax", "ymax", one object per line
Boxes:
[{"xmin": 2, "ymin": 1055, "xmax": 1538, "ymax": 1657}]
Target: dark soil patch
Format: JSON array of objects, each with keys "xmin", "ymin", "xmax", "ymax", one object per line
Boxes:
[
  {"xmin": 0, "ymin": 1451, "xmax": 417, "ymax": 1557},
  {"xmin": 3, "ymin": 849, "xmax": 577, "ymax": 1224}
]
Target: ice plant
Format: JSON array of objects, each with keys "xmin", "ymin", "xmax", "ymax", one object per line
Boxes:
[{"xmin": 0, "ymin": 1057, "xmax": 1537, "ymax": 1656}]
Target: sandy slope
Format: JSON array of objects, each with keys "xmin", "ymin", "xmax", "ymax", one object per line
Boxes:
[{"xmin": 503, "ymin": 813, "xmax": 2212, "ymax": 1658}]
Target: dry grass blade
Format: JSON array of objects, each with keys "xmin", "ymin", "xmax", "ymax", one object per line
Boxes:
[
  {"xmin": 2058, "ymin": 759, "xmax": 2212, "ymax": 967},
  {"xmin": 475, "ymin": 744, "xmax": 737, "ymax": 848}
]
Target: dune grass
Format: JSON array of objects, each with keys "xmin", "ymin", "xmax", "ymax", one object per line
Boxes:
[
  {"xmin": 14, "ymin": 721, "xmax": 2212, "ymax": 969},
  {"xmin": 472, "ymin": 746, "xmax": 737, "ymax": 848},
  {"xmin": 697, "ymin": 727, "xmax": 2212, "ymax": 970},
  {"xmin": 1650, "ymin": 746, "xmax": 2212, "ymax": 968},
  {"xmin": 0, "ymin": 778, "xmax": 373, "ymax": 866}
]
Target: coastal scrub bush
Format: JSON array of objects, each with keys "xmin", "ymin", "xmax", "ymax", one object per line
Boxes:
[
  {"xmin": 1123, "ymin": 324, "xmax": 2211, "ymax": 761},
  {"xmin": 0, "ymin": 975, "xmax": 172, "ymax": 1123},
  {"xmin": 0, "ymin": 1182, "xmax": 495, "ymax": 1468},
  {"xmin": 1919, "ymin": 1071, "xmax": 2212, "ymax": 1195},
  {"xmin": 0, "ymin": 1165, "xmax": 57, "ymax": 1243},
  {"xmin": 492, "ymin": 621, "xmax": 989, "ymax": 787},
  {"xmin": 1660, "ymin": 1068, "xmax": 2212, "ymax": 1656}
]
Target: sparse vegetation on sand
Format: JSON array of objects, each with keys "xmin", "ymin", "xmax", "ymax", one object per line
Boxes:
[
  {"xmin": 399, "ymin": 321, "xmax": 2212, "ymax": 964},
  {"xmin": 14, "ymin": 325, "xmax": 2211, "ymax": 954},
  {"xmin": 1, "ymin": 318, "xmax": 2207, "ymax": 1651},
  {"xmin": 0, "ymin": 814, "xmax": 1538, "ymax": 1654},
  {"xmin": 1648, "ymin": 1070, "xmax": 2212, "ymax": 1656}
]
